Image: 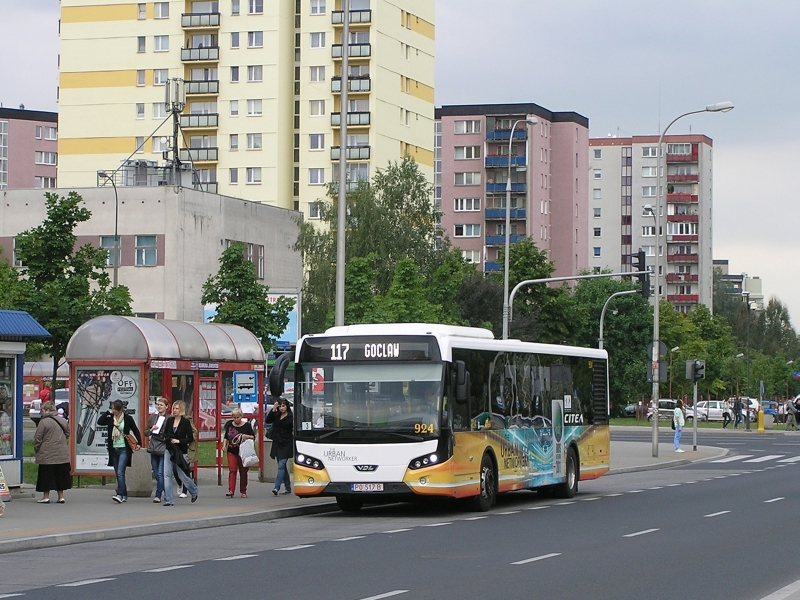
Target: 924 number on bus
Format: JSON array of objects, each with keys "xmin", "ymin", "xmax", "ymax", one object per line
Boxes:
[{"xmin": 414, "ymin": 423, "xmax": 435, "ymax": 434}]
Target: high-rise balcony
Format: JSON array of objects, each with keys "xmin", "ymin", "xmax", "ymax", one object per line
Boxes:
[
  {"xmin": 332, "ymin": 43, "xmax": 372, "ymax": 59},
  {"xmin": 181, "ymin": 46, "xmax": 220, "ymax": 61},
  {"xmin": 667, "ymin": 213, "xmax": 698, "ymax": 222},
  {"xmin": 666, "ymin": 193, "xmax": 698, "ymax": 203},
  {"xmin": 666, "ymin": 273, "xmax": 699, "ymax": 283},
  {"xmin": 185, "ymin": 80, "xmax": 219, "ymax": 95},
  {"xmin": 485, "ymin": 234, "xmax": 525, "ymax": 246},
  {"xmin": 331, "ymin": 145, "xmax": 370, "ymax": 160},
  {"xmin": 179, "ymin": 113, "xmax": 218, "ymax": 128},
  {"xmin": 667, "ymin": 234, "xmax": 698, "ymax": 243},
  {"xmin": 485, "ymin": 155, "xmax": 526, "ymax": 168},
  {"xmin": 667, "ymin": 174, "xmax": 698, "ymax": 183},
  {"xmin": 181, "ymin": 12, "xmax": 220, "ymax": 28},
  {"xmin": 484, "ymin": 261, "xmax": 501, "ymax": 272},
  {"xmin": 179, "ymin": 147, "xmax": 218, "ymax": 162},
  {"xmin": 486, "ymin": 182, "xmax": 525, "ymax": 193},
  {"xmin": 485, "ymin": 208, "xmax": 525, "ymax": 220},
  {"xmin": 331, "ymin": 111, "xmax": 371, "ymax": 127},
  {"xmin": 332, "ymin": 9, "xmax": 372, "ymax": 25},
  {"xmin": 666, "ymin": 147, "xmax": 698, "ymax": 162},
  {"xmin": 667, "ymin": 253, "xmax": 699, "ymax": 263},
  {"xmin": 331, "ymin": 76, "xmax": 371, "ymax": 93},
  {"xmin": 486, "ymin": 129, "xmax": 527, "ymax": 141},
  {"xmin": 667, "ymin": 294, "xmax": 699, "ymax": 303}
]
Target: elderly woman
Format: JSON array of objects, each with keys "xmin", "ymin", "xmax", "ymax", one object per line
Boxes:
[
  {"xmin": 97, "ymin": 400, "xmax": 142, "ymax": 504},
  {"xmin": 222, "ymin": 408, "xmax": 256, "ymax": 498},
  {"xmin": 34, "ymin": 400, "xmax": 72, "ymax": 504}
]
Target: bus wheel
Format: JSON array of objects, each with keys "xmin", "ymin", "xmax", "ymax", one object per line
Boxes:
[
  {"xmin": 336, "ymin": 496, "xmax": 364, "ymax": 512},
  {"xmin": 470, "ymin": 453, "xmax": 496, "ymax": 512},
  {"xmin": 555, "ymin": 447, "xmax": 578, "ymax": 499}
]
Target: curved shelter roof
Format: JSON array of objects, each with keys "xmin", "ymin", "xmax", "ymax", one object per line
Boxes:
[{"xmin": 66, "ymin": 316, "xmax": 265, "ymax": 363}]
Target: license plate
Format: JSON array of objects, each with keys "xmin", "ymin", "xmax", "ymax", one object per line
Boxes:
[{"xmin": 351, "ymin": 483, "xmax": 383, "ymax": 492}]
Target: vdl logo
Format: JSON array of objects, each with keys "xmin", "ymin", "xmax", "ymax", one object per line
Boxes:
[{"xmin": 354, "ymin": 465, "xmax": 378, "ymax": 472}]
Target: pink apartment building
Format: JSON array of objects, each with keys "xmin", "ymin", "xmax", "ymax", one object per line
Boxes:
[
  {"xmin": 0, "ymin": 107, "xmax": 58, "ymax": 190},
  {"xmin": 435, "ymin": 103, "xmax": 588, "ymax": 279}
]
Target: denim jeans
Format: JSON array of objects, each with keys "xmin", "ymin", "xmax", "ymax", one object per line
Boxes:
[
  {"xmin": 110, "ymin": 447, "xmax": 129, "ymax": 498},
  {"xmin": 274, "ymin": 457, "xmax": 291, "ymax": 492},
  {"xmin": 674, "ymin": 427, "xmax": 682, "ymax": 450},
  {"xmin": 150, "ymin": 453, "xmax": 165, "ymax": 499},
  {"xmin": 164, "ymin": 449, "xmax": 198, "ymax": 504}
]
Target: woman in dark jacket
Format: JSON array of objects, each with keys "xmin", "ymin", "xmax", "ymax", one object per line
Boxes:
[
  {"xmin": 97, "ymin": 400, "xmax": 142, "ymax": 503},
  {"xmin": 266, "ymin": 398, "xmax": 293, "ymax": 495},
  {"xmin": 162, "ymin": 400, "xmax": 198, "ymax": 506}
]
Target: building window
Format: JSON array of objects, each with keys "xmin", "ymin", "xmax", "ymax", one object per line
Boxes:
[
  {"xmin": 34, "ymin": 176, "xmax": 57, "ymax": 189},
  {"xmin": 35, "ymin": 126, "xmax": 42, "ymax": 139},
  {"xmin": 309, "ymin": 168, "xmax": 325, "ymax": 185},
  {"xmin": 246, "ymin": 167, "xmax": 262, "ymax": 184},
  {"xmin": 454, "ymin": 172, "xmax": 480, "ymax": 186},
  {"xmin": 246, "ymin": 132, "xmax": 262, "ymax": 150},
  {"xmin": 642, "ymin": 226, "xmax": 656, "ymax": 237},
  {"xmin": 642, "ymin": 166, "xmax": 657, "ymax": 178},
  {"xmin": 232, "ymin": 0, "xmax": 240, "ymax": 14},
  {"xmin": 154, "ymin": 35, "xmax": 169, "ymax": 52},
  {"xmin": 246, "ymin": 99, "xmax": 262, "ymax": 116},
  {"xmin": 454, "ymin": 224, "xmax": 480, "ymax": 238},
  {"xmin": 229, "ymin": 168, "xmax": 238, "ymax": 184},
  {"xmin": 44, "ymin": 126, "xmax": 57, "ymax": 140},
  {"xmin": 667, "ymin": 143, "xmax": 691, "ymax": 155},
  {"xmin": 462, "ymin": 250, "xmax": 481, "ymax": 264},
  {"xmin": 592, "ymin": 188, "xmax": 601, "ymax": 199},
  {"xmin": 137, "ymin": 70, "xmax": 145, "ymax": 86},
  {"xmin": 454, "ymin": 146, "xmax": 481, "ymax": 160},
  {"xmin": 100, "ymin": 236, "xmax": 121, "ymax": 266},
  {"xmin": 248, "ymin": 0, "xmax": 263, "ymax": 14},
  {"xmin": 152, "ymin": 136, "xmax": 168, "ymax": 153},
  {"xmin": 593, "ymin": 247, "xmax": 601, "ymax": 257},
  {"xmin": 593, "ymin": 148, "xmax": 601, "ymax": 159},
  {"xmin": 308, "ymin": 201, "xmax": 322, "ymax": 218},
  {"xmin": 137, "ymin": 36, "xmax": 146, "ymax": 52},
  {"xmin": 230, "ymin": 100, "xmax": 239, "ymax": 116},
  {"xmin": 153, "ymin": 102, "xmax": 167, "ymax": 119},
  {"xmin": 642, "ymin": 146, "xmax": 658, "ymax": 157},
  {"xmin": 593, "ymin": 169, "xmax": 601, "ymax": 179},
  {"xmin": 231, "ymin": 66, "xmax": 239, "ymax": 82},
  {"xmin": 593, "ymin": 227, "xmax": 601, "ymax": 237},
  {"xmin": 309, "ymin": 66, "xmax": 325, "ymax": 82},
  {"xmin": 231, "ymin": 32, "xmax": 240, "ymax": 48},
  {"xmin": 136, "ymin": 103, "xmax": 145, "ymax": 119},
  {"xmin": 310, "ymin": 0, "xmax": 326, "ymax": 14},
  {"xmin": 454, "ymin": 120, "xmax": 480, "ymax": 134},
  {"xmin": 247, "ymin": 31, "xmax": 263, "ymax": 48},
  {"xmin": 642, "ymin": 186, "xmax": 657, "ymax": 197},
  {"xmin": 247, "ymin": 65, "xmax": 262, "ymax": 82},
  {"xmin": 135, "ymin": 235, "xmax": 157, "ymax": 266},
  {"xmin": 154, "ymin": 69, "xmax": 168, "ymax": 85},
  {"xmin": 454, "ymin": 198, "xmax": 480, "ymax": 211},
  {"xmin": 593, "ymin": 207, "xmax": 601, "ymax": 218},
  {"xmin": 230, "ymin": 134, "xmax": 239, "ymax": 150},
  {"xmin": 154, "ymin": 2, "xmax": 169, "ymax": 18},
  {"xmin": 309, "ymin": 100, "xmax": 325, "ymax": 116},
  {"xmin": 138, "ymin": 3, "xmax": 146, "ymax": 19},
  {"xmin": 310, "ymin": 32, "xmax": 326, "ymax": 48},
  {"xmin": 135, "ymin": 136, "xmax": 145, "ymax": 153},
  {"xmin": 309, "ymin": 133, "xmax": 324, "ymax": 150},
  {"xmin": 34, "ymin": 151, "xmax": 58, "ymax": 165}
]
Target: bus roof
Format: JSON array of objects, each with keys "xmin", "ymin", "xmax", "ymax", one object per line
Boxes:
[{"xmin": 322, "ymin": 323, "xmax": 494, "ymax": 340}]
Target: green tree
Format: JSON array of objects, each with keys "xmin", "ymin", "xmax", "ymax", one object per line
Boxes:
[
  {"xmin": 0, "ymin": 249, "xmax": 22, "ymax": 309},
  {"xmin": 202, "ymin": 241, "xmax": 294, "ymax": 351},
  {"xmin": 375, "ymin": 258, "xmax": 441, "ymax": 323},
  {"xmin": 14, "ymin": 191, "xmax": 133, "ymax": 387},
  {"xmin": 712, "ymin": 268, "xmax": 740, "ymax": 325}
]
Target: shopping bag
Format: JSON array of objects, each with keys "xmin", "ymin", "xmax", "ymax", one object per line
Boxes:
[{"xmin": 239, "ymin": 438, "xmax": 259, "ymax": 467}]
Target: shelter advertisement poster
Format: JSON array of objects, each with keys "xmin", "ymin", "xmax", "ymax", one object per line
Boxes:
[{"xmin": 73, "ymin": 368, "xmax": 141, "ymax": 472}]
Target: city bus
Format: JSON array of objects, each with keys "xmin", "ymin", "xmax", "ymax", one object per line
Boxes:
[{"xmin": 268, "ymin": 323, "xmax": 610, "ymax": 512}]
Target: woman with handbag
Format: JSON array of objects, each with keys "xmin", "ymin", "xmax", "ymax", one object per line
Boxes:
[
  {"xmin": 222, "ymin": 408, "xmax": 256, "ymax": 498},
  {"xmin": 145, "ymin": 397, "xmax": 169, "ymax": 503},
  {"xmin": 97, "ymin": 400, "xmax": 142, "ymax": 504},
  {"xmin": 163, "ymin": 400, "xmax": 198, "ymax": 506},
  {"xmin": 34, "ymin": 401, "xmax": 72, "ymax": 504},
  {"xmin": 266, "ymin": 398, "xmax": 293, "ymax": 496}
]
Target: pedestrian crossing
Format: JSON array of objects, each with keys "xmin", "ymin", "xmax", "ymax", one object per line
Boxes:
[{"xmin": 710, "ymin": 454, "xmax": 800, "ymax": 464}]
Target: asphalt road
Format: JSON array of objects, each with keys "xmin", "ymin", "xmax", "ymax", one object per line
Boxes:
[{"xmin": 4, "ymin": 432, "xmax": 800, "ymax": 600}]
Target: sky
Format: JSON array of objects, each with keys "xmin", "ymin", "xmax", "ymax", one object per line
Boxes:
[{"xmin": 2, "ymin": 0, "xmax": 799, "ymax": 322}]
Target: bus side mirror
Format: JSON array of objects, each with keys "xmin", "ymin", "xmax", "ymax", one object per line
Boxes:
[
  {"xmin": 268, "ymin": 352, "xmax": 292, "ymax": 399},
  {"xmin": 455, "ymin": 360, "xmax": 469, "ymax": 405}
]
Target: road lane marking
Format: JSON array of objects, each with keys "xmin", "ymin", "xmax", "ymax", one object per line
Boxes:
[
  {"xmin": 648, "ymin": 486, "xmax": 663, "ymax": 490},
  {"xmin": 685, "ymin": 481, "xmax": 698, "ymax": 484},
  {"xmin": 423, "ymin": 522, "xmax": 452, "ymax": 527},
  {"xmin": 778, "ymin": 456, "xmax": 800, "ymax": 463},
  {"xmin": 511, "ymin": 552, "xmax": 561, "ymax": 565},
  {"xmin": 743, "ymin": 455, "xmax": 785, "ymax": 463},
  {"xmin": 627, "ymin": 490, "xmax": 643, "ymax": 493},
  {"xmin": 554, "ymin": 501, "xmax": 575, "ymax": 505},
  {"xmin": 714, "ymin": 476, "xmax": 728, "ymax": 479},
  {"xmin": 581, "ymin": 497, "xmax": 600, "ymax": 501},
  {"xmin": 144, "ymin": 565, "xmax": 193, "ymax": 572},
  {"xmin": 382, "ymin": 529, "xmax": 412, "ymax": 534},
  {"xmin": 605, "ymin": 493, "xmax": 623, "ymax": 496},
  {"xmin": 0, "ymin": 594, "xmax": 25, "ymax": 598},
  {"xmin": 359, "ymin": 591, "xmax": 409, "ymax": 600},
  {"xmin": 334, "ymin": 536, "xmax": 365, "ymax": 541},
  {"xmin": 623, "ymin": 528, "xmax": 659, "ymax": 538},
  {"xmin": 666, "ymin": 484, "xmax": 681, "ymax": 487},
  {"xmin": 524, "ymin": 506, "xmax": 549, "ymax": 510},
  {"xmin": 710, "ymin": 455, "xmax": 753, "ymax": 463},
  {"xmin": 58, "ymin": 578, "xmax": 115, "ymax": 587},
  {"xmin": 765, "ymin": 497, "xmax": 784, "ymax": 503},
  {"xmin": 760, "ymin": 579, "xmax": 800, "ymax": 599},
  {"xmin": 704, "ymin": 511, "xmax": 731, "ymax": 518},
  {"xmin": 274, "ymin": 545, "xmax": 313, "ymax": 551},
  {"xmin": 214, "ymin": 554, "xmax": 259, "ymax": 560},
  {"xmin": 498, "ymin": 510, "xmax": 521, "ymax": 514},
  {"xmin": 463, "ymin": 516, "xmax": 489, "ymax": 520}
]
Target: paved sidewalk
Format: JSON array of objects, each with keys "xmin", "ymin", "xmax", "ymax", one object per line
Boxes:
[{"xmin": 0, "ymin": 436, "xmax": 727, "ymax": 554}]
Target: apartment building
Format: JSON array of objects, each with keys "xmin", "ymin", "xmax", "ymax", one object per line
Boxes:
[
  {"xmin": 57, "ymin": 0, "xmax": 435, "ymax": 214},
  {"xmin": 436, "ymin": 103, "xmax": 589, "ymax": 279},
  {"xmin": 0, "ymin": 107, "xmax": 59, "ymax": 190},
  {"xmin": 588, "ymin": 135, "xmax": 714, "ymax": 313},
  {"xmin": 713, "ymin": 259, "xmax": 764, "ymax": 310}
]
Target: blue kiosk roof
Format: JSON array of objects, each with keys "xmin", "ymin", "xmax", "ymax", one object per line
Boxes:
[{"xmin": 0, "ymin": 310, "xmax": 51, "ymax": 341}]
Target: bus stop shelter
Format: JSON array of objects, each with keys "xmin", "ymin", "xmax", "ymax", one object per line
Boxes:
[
  {"xmin": 65, "ymin": 316, "xmax": 267, "ymax": 493},
  {"xmin": 0, "ymin": 310, "xmax": 51, "ymax": 489}
]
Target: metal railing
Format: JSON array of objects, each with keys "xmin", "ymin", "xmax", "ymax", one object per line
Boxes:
[
  {"xmin": 331, "ymin": 9, "xmax": 372, "ymax": 24},
  {"xmin": 179, "ymin": 113, "xmax": 219, "ymax": 128},
  {"xmin": 181, "ymin": 12, "xmax": 221, "ymax": 27},
  {"xmin": 181, "ymin": 47, "xmax": 220, "ymax": 61},
  {"xmin": 331, "ymin": 76, "xmax": 371, "ymax": 93},
  {"xmin": 330, "ymin": 146, "xmax": 370, "ymax": 160},
  {"xmin": 332, "ymin": 43, "xmax": 371, "ymax": 58},
  {"xmin": 331, "ymin": 111, "xmax": 371, "ymax": 126}
]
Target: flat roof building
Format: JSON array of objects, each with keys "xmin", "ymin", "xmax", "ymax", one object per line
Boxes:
[{"xmin": 0, "ymin": 107, "xmax": 59, "ymax": 191}]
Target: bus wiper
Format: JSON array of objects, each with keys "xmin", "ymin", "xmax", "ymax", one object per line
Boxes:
[
  {"xmin": 313, "ymin": 428, "xmax": 345, "ymax": 441},
  {"xmin": 380, "ymin": 430, "xmax": 429, "ymax": 441}
]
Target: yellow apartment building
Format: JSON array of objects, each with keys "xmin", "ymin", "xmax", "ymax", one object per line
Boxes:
[{"xmin": 58, "ymin": 0, "xmax": 435, "ymax": 213}]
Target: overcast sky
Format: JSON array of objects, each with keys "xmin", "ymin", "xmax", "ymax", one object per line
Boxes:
[{"xmin": 3, "ymin": 0, "xmax": 799, "ymax": 323}]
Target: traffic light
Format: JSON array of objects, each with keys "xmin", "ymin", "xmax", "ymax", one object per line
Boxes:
[
  {"xmin": 693, "ymin": 360, "xmax": 706, "ymax": 381},
  {"xmin": 632, "ymin": 249, "xmax": 650, "ymax": 299}
]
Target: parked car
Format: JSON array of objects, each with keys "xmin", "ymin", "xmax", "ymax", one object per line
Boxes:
[
  {"xmin": 624, "ymin": 403, "xmax": 636, "ymax": 417},
  {"xmin": 695, "ymin": 400, "xmax": 727, "ymax": 421},
  {"xmin": 646, "ymin": 399, "xmax": 702, "ymax": 422},
  {"xmin": 761, "ymin": 400, "xmax": 777, "ymax": 420},
  {"xmin": 30, "ymin": 388, "xmax": 69, "ymax": 425}
]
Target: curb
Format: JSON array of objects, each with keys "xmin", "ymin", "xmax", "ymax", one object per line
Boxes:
[{"xmin": 0, "ymin": 500, "xmax": 339, "ymax": 555}]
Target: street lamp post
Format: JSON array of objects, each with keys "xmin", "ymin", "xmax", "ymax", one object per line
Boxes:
[
  {"xmin": 97, "ymin": 170, "xmax": 120, "ymax": 287},
  {"xmin": 744, "ymin": 292, "xmax": 755, "ymax": 431},
  {"xmin": 502, "ymin": 116, "xmax": 538, "ymax": 340},
  {"xmin": 669, "ymin": 346, "xmax": 680, "ymax": 400},
  {"xmin": 598, "ymin": 290, "xmax": 638, "ymax": 349},
  {"xmin": 650, "ymin": 101, "xmax": 733, "ymax": 457}
]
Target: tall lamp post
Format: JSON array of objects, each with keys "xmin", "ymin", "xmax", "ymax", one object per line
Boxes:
[
  {"xmin": 502, "ymin": 116, "xmax": 538, "ymax": 340},
  {"xmin": 744, "ymin": 292, "xmax": 756, "ymax": 430},
  {"xmin": 669, "ymin": 346, "xmax": 680, "ymax": 400},
  {"xmin": 97, "ymin": 170, "xmax": 120, "ymax": 287},
  {"xmin": 650, "ymin": 101, "xmax": 733, "ymax": 457}
]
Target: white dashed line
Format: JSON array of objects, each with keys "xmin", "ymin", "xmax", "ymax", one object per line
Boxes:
[
  {"xmin": 765, "ymin": 497, "xmax": 785, "ymax": 503},
  {"xmin": 511, "ymin": 552, "xmax": 561, "ymax": 565},
  {"xmin": 214, "ymin": 554, "xmax": 259, "ymax": 560},
  {"xmin": 627, "ymin": 490, "xmax": 644, "ymax": 493},
  {"xmin": 759, "ymin": 579, "xmax": 800, "ymax": 599},
  {"xmin": 274, "ymin": 546, "xmax": 314, "ymax": 552},
  {"xmin": 666, "ymin": 484, "xmax": 681, "ymax": 487},
  {"xmin": 498, "ymin": 510, "xmax": 521, "ymax": 514},
  {"xmin": 335, "ymin": 536, "xmax": 366, "ymax": 541},
  {"xmin": 58, "ymin": 579, "xmax": 115, "ymax": 587},
  {"xmin": 605, "ymin": 493, "xmax": 623, "ymax": 496},
  {"xmin": 711, "ymin": 455, "xmax": 753, "ymax": 463},
  {"xmin": 744, "ymin": 455, "xmax": 785, "ymax": 463},
  {"xmin": 648, "ymin": 486, "xmax": 663, "ymax": 490},
  {"xmin": 383, "ymin": 529, "xmax": 412, "ymax": 534},
  {"xmin": 704, "ymin": 511, "xmax": 731, "ymax": 518},
  {"xmin": 0, "ymin": 594, "xmax": 25, "ymax": 598},
  {"xmin": 524, "ymin": 506, "xmax": 549, "ymax": 510},
  {"xmin": 144, "ymin": 565, "xmax": 194, "ymax": 573},
  {"xmin": 581, "ymin": 497, "xmax": 600, "ymax": 501},
  {"xmin": 463, "ymin": 516, "xmax": 489, "ymax": 520},
  {"xmin": 359, "ymin": 590, "xmax": 409, "ymax": 600},
  {"xmin": 423, "ymin": 522, "xmax": 452, "ymax": 527},
  {"xmin": 554, "ymin": 502, "xmax": 575, "ymax": 505},
  {"xmin": 623, "ymin": 528, "xmax": 659, "ymax": 538},
  {"xmin": 777, "ymin": 456, "xmax": 800, "ymax": 463}
]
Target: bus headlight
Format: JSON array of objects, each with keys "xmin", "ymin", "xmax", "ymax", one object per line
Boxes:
[
  {"xmin": 295, "ymin": 453, "xmax": 324, "ymax": 470},
  {"xmin": 408, "ymin": 453, "xmax": 439, "ymax": 470}
]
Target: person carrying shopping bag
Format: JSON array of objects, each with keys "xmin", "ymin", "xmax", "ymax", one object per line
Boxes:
[
  {"xmin": 222, "ymin": 408, "xmax": 256, "ymax": 498},
  {"xmin": 97, "ymin": 400, "xmax": 142, "ymax": 504}
]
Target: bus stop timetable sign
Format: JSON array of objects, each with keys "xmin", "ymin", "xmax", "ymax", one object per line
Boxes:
[{"xmin": 233, "ymin": 371, "xmax": 257, "ymax": 403}]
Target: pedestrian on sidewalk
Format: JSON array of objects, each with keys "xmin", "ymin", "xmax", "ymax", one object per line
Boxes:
[
  {"xmin": 786, "ymin": 397, "xmax": 798, "ymax": 431},
  {"xmin": 98, "ymin": 400, "xmax": 142, "ymax": 504},
  {"xmin": 163, "ymin": 400, "xmax": 198, "ymax": 506},
  {"xmin": 266, "ymin": 398, "xmax": 293, "ymax": 496},
  {"xmin": 223, "ymin": 408, "xmax": 256, "ymax": 498},
  {"xmin": 145, "ymin": 397, "xmax": 169, "ymax": 503},
  {"xmin": 722, "ymin": 398, "xmax": 732, "ymax": 429},
  {"xmin": 673, "ymin": 399, "xmax": 685, "ymax": 453},
  {"xmin": 733, "ymin": 397, "xmax": 743, "ymax": 429},
  {"xmin": 34, "ymin": 401, "xmax": 72, "ymax": 504}
]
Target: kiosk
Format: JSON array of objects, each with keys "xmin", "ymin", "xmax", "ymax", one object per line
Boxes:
[
  {"xmin": 0, "ymin": 310, "xmax": 51, "ymax": 488},
  {"xmin": 65, "ymin": 316, "xmax": 267, "ymax": 491}
]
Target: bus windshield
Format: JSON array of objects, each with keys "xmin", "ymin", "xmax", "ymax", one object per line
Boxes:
[{"xmin": 295, "ymin": 363, "xmax": 443, "ymax": 439}]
